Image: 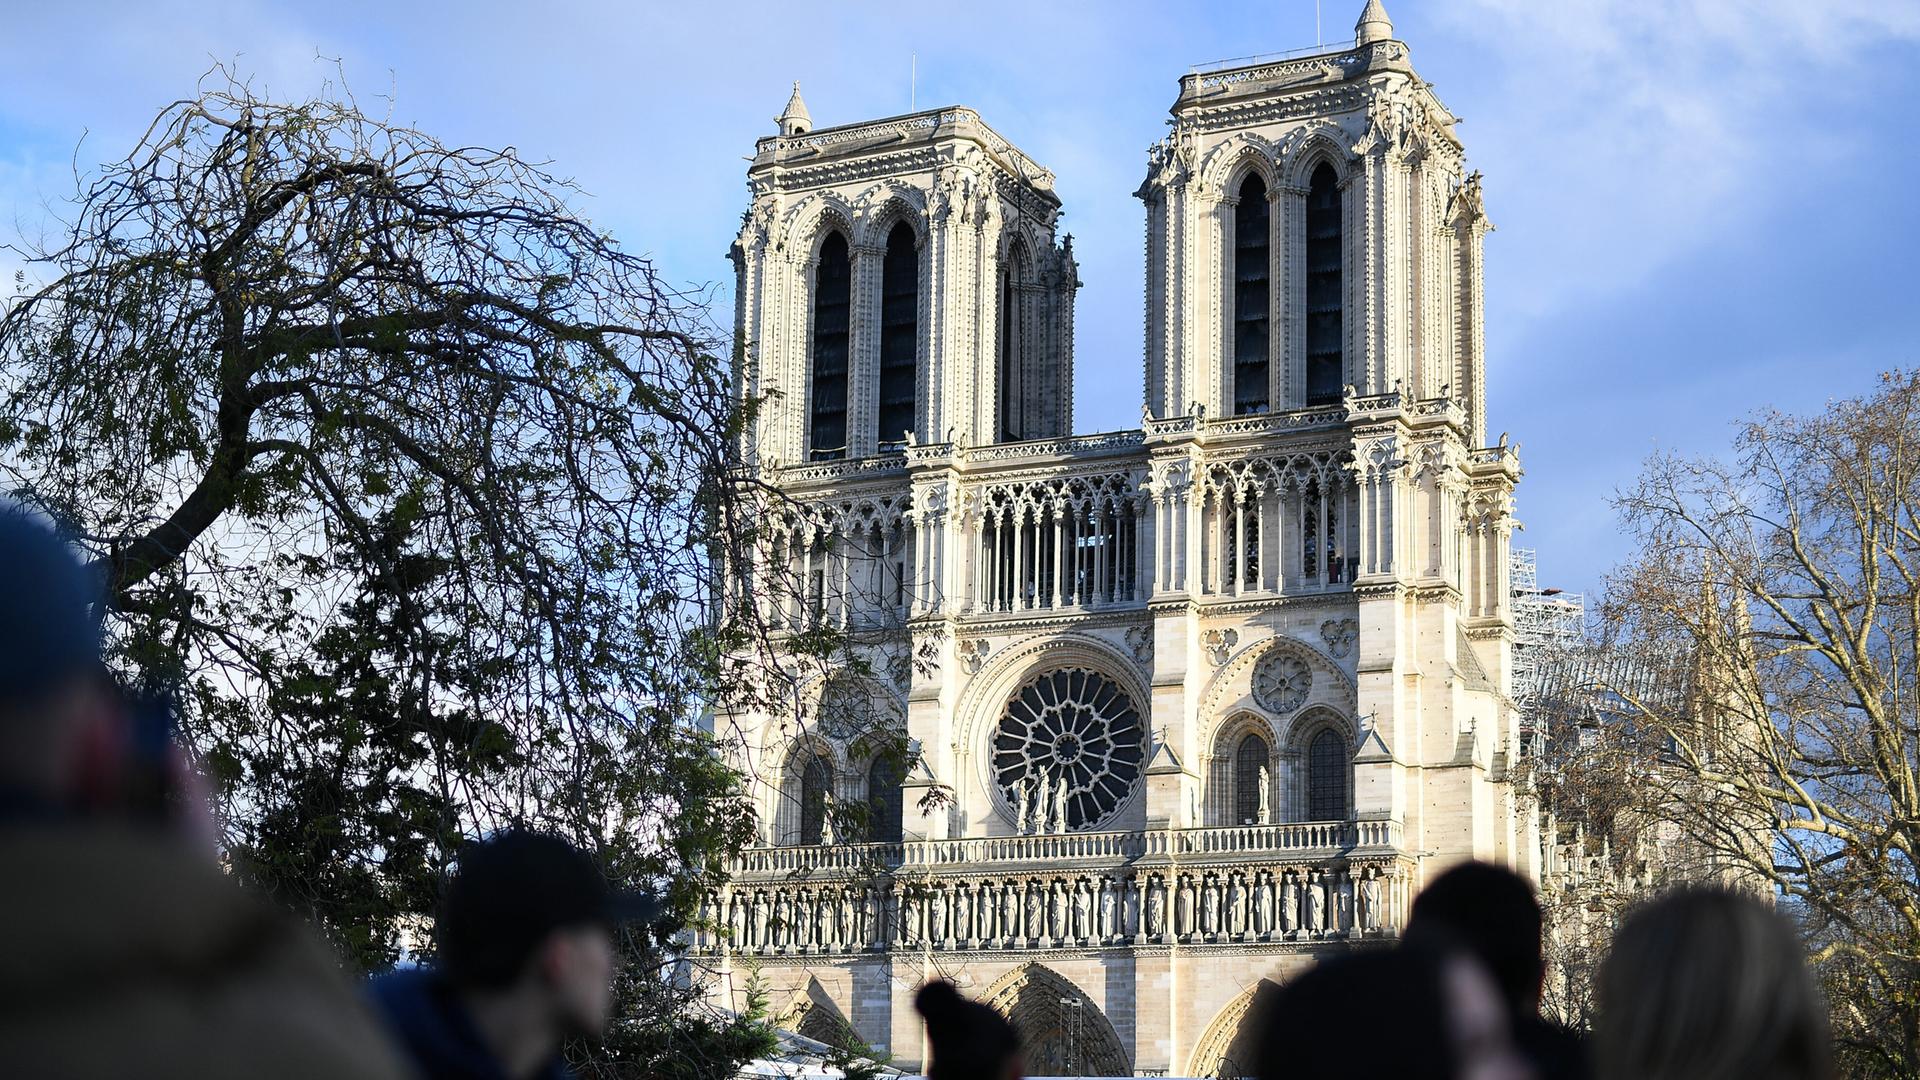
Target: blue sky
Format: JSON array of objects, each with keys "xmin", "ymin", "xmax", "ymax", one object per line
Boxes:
[{"xmin": 3, "ymin": 0, "xmax": 1917, "ymax": 598}]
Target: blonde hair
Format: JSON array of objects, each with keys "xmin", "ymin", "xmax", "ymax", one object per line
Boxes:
[{"xmin": 1596, "ymin": 888, "xmax": 1830, "ymax": 1080}]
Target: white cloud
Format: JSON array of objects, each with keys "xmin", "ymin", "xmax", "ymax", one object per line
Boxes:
[{"xmin": 1432, "ymin": 0, "xmax": 1920, "ymax": 320}]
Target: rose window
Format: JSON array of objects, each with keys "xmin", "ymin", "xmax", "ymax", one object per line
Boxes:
[
  {"xmin": 1252, "ymin": 653, "xmax": 1312, "ymax": 714},
  {"xmin": 992, "ymin": 668, "xmax": 1145, "ymax": 830}
]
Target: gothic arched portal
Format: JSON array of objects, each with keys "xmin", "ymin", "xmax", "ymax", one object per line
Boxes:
[
  {"xmin": 980, "ymin": 964, "xmax": 1130, "ymax": 1077},
  {"xmin": 1187, "ymin": 979, "xmax": 1282, "ymax": 1079}
]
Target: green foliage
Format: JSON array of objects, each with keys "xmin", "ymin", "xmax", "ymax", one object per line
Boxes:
[
  {"xmin": 577, "ymin": 966, "xmax": 781, "ymax": 1080},
  {"xmin": 0, "ymin": 68, "xmax": 779, "ymax": 1078}
]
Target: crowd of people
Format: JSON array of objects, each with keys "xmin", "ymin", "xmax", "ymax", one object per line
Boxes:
[
  {"xmin": 917, "ymin": 862, "xmax": 1833, "ymax": 1080},
  {"xmin": 0, "ymin": 505, "xmax": 1836, "ymax": 1080}
]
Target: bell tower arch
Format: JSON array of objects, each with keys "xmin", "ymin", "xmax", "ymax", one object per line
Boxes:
[
  {"xmin": 1138, "ymin": 1, "xmax": 1493, "ymax": 440},
  {"xmin": 731, "ymin": 90, "xmax": 1079, "ymax": 466}
]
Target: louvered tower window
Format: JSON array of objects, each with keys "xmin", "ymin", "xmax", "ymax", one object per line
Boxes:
[
  {"xmin": 798, "ymin": 755, "xmax": 832, "ymax": 845},
  {"xmin": 1305, "ymin": 163, "xmax": 1343, "ymax": 406},
  {"xmin": 866, "ymin": 755, "xmax": 904, "ymax": 843},
  {"xmin": 809, "ymin": 232, "xmax": 852, "ymax": 459},
  {"xmin": 1234, "ymin": 733, "xmax": 1269, "ymax": 825},
  {"xmin": 1233, "ymin": 174, "xmax": 1271, "ymax": 415},
  {"xmin": 1307, "ymin": 728, "xmax": 1348, "ymax": 820},
  {"xmin": 877, "ymin": 224, "xmax": 919, "ymax": 448},
  {"xmin": 999, "ymin": 267, "xmax": 1022, "ymax": 441}
]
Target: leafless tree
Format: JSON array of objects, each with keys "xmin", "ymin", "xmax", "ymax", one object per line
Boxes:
[{"xmin": 1576, "ymin": 370, "xmax": 1920, "ymax": 1075}]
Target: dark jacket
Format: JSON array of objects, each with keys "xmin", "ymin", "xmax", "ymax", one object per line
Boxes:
[
  {"xmin": 371, "ymin": 968, "xmax": 573, "ymax": 1080},
  {"xmin": 0, "ymin": 822, "xmax": 413, "ymax": 1080}
]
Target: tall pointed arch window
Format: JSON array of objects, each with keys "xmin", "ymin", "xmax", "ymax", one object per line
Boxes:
[
  {"xmin": 877, "ymin": 223, "xmax": 919, "ymax": 448},
  {"xmin": 1232, "ymin": 173, "xmax": 1271, "ymax": 415},
  {"xmin": 998, "ymin": 241, "xmax": 1028, "ymax": 442},
  {"xmin": 798, "ymin": 755, "xmax": 833, "ymax": 845},
  {"xmin": 809, "ymin": 231, "xmax": 852, "ymax": 459},
  {"xmin": 866, "ymin": 755, "xmax": 904, "ymax": 843},
  {"xmin": 1305, "ymin": 163, "xmax": 1343, "ymax": 406},
  {"xmin": 1234, "ymin": 732, "xmax": 1269, "ymax": 825},
  {"xmin": 1307, "ymin": 727, "xmax": 1348, "ymax": 820}
]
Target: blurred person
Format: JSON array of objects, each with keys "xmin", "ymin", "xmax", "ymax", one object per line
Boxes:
[
  {"xmin": 0, "ymin": 505, "xmax": 410, "ymax": 1079},
  {"xmin": 370, "ymin": 830, "xmax": 659, "ymax": 1080},
  {"xmin": 916, "ymin": 979, "xmax": 1023, "ymax": 1080},
  {"xmin": 1594, "ymin": 887, "xmax": 1830, "ymax": 1080},
  {"xmin": 1405, "ymin": 861, "xmax": 1589, "ymax": 1079},
  {"xmin": 1254, "ymin": 944, "xmax": 1533, "ymax": 1080}
]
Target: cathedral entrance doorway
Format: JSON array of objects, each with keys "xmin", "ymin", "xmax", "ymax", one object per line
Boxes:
[{"xmin": 981, "ymin": 963, "xmax": 1130, "ymax": 1077}]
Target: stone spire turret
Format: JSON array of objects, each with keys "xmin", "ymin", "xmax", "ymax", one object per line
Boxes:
[
  {"xmin": 775, "ymin": 82, "xmax": 812, "ymax": 136},
  {"xmin": 1355, "ymin": 0, "xmax": 1393, "ymax": 46}
]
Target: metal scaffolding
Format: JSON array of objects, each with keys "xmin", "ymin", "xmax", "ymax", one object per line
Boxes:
[{"xmin": 1510, "ymin": 548, "xmax": 1586, "ymax": 723}]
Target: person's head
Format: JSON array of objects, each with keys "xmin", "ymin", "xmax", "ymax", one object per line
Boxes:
[
  {"xmin": 915, "ymin": 979, "xmax": 1022, "ymax": 1080},
  {"xmin": 1405, "ymin": 861, "xmax": 1547, "ymax": 1015},
  {"xmin": 0, "ymin": 505, "xmax": 119, "ymax": 808},
  {"xmin": 1595, "ymin": 888, "xmax": 1829, "ymax": 1080},
  {"xmin": 1254, "ymin": 945, "xmax": 1533, "ymax": 1080},
  {"xmin": 438, "ymin": 831, "xmax": 657, "ymax": 1039}
]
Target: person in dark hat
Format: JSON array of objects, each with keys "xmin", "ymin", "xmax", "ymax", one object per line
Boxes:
[
  {"xmin": 0, "ymin": 502, "xmax": 411, "ymax": 1079},
  {"xmin": 371, "ymin": 829, "xmax": 661, "ymax": 1080}
]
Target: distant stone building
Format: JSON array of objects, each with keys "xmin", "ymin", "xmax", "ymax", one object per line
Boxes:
[{"xmin": 698, "ymin": 3, "xmax": 1526, "ymax": 1075}]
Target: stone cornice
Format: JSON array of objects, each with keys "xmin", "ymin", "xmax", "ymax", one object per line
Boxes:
[{"xmin": 752, "ymin": 106, "xmax": 1059, "ymax": 200}]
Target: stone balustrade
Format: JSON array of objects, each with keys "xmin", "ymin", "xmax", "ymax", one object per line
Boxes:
[{"xmin": 696, "ymin": 822, "xmax": 1410, "ymax": 957}]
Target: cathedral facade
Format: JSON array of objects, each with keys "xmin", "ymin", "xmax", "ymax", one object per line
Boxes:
[{"xmin": 700, "ymin": 4, "xmax": 1526, "ymax": 1075}]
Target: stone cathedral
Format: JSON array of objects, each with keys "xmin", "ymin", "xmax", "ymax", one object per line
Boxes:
[{"xmin": 699, "ymin": 3, "xmax": 1526, "ymax": 1075}]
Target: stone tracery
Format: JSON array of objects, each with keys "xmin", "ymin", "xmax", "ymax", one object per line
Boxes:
[{"xmin": 993, "ymin": 667, "xmax": 1145, "ymax": 832}]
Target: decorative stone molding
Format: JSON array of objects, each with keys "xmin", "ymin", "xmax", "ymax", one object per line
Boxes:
[
  {"xmin": 1320, "ymin": 618, "xmax": 1359, "ymax": 659},
  {"xmin": 1203, "ymin": 628, "xmax": 1240, "ymax": 667},
  {"xmin": 1252, "ymin": 652, "xmax": 1313, "ymax": 714},
  {"xmin": 956, "ymin": 636, "xmax": 991, "ymax": 674}
]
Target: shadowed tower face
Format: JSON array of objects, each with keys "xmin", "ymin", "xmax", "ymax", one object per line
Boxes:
[{"xmin": 711, "ymin": 5, "xmax": 1528, "ymax": 1076}]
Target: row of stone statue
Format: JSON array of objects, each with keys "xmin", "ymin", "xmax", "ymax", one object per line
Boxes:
[{"xmin": 696, "ymin": 865, "xmax": 1392, "ymax": 954}]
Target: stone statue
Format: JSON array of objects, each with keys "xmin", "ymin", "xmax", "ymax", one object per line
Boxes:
[
  {"xmin": 1034, "ymin": 773, "xmax": 1052, "ymax": 836},
  {"xmin": 1072, "ymin": 879, "xmax": 1091, "ymax": 940},
  {"xmin": 1098, "ymin": 878, "xmax": 1117, "ymax": 940},
  {"xmin": 1200, "ymin": 876, "xmax": 1218, "ymax": 937},
  {"xmin": 772, "ymin": 891, "xmax": 790, "ymax": 948},
  {"xmin": 1000, "ymin": 881, "xmax": 1019, "ymax": 943},
  {"xmin": 1253, "ymin": 873, "xmax": 1272, "ymax": 937},
  {"xmin": 1226, "ymin": 874, "xmax": 1244, "ymax": 937},
  {"xmin": 975, "ymin": 883, "xmax": 995, "ymax": 941},
  {"xmin": 1015, "ymin": 778, "xmax": 1032, "ymax": 835},
  {"xmin": 1146, "ymin": 877, "xmax": 1165, "ymax": 937},
  {"xmin": 1047, "ymin": 881, "xmax": 1066, "ymax": 940},
  {"xmin": 1361, "ymin": 872, "xmax": 1382, "ymax": 932},
  {"xmin": 954, "ymin": 884, "xmax": 972, "ymax": 942},
  {"xmin": 1051, "ymin": 770, "xmax": 1070, "ymax": 834},
  {"xmin": 929, "ymin": 887, "xmax": 948, "ymax": 945},
  {"xmin": 835, "ymin": 888, "xmax": 853, "ymax": 948},
  {"xmin": 1025, "ymin": 880, "xmax": 1044, "ymax": 939},
  {"xmin": 820, "ymin": 791, "xmax": 838, "ymax": 846},
  {"xmin": 1305, "ymin": 872, "xmax": 1326, "ymax": 934},
  {"xmin": 1256, "ymin": 765, "xmax": 1272, "ymax": 825},
  {"xmin": 1174, "ymin": 875, "xmax": 1193, "ymax": 937},
  {"xmin": 1281, "ymin": 873, "xmax": 1298, "ymax": 934},
  {"xmin": 896, "ymin": 889, "xmax": 915, "ymax": 945}
]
